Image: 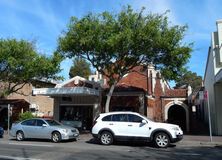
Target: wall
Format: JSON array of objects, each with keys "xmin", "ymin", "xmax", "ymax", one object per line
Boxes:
[
  {"xmin": 7, "ymin": 83, "xmax": 54, "ymax": 116},
  {"xmin": 204, "ymin": 20, "xmax": 222, "ymax": 135},
  {"xmin": 214, "ymin": 83, "xmax": 222, "ymax": 135},
  {"xmin": 112, "ymin": 65, "xmax": 188, "ymax": 123}
]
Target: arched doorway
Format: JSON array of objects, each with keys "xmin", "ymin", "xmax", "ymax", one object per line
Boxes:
[
  {"xmin": 167, "ymin": 105, "xmax": 186, "ymax": 131},
  {"xmin": 164, "ymin": 100, "xmax": 189, "ymax": 132}
]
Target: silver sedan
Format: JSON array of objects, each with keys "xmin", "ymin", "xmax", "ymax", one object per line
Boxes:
[{"xmin": 10, "ymin": 118, "xmax": 79, "ymax": 142}]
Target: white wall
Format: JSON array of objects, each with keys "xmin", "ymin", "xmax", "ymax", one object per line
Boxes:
[
  {"xmin": 204, "ymin": 46, "xmax": 216, "ymax": 130},
  {"xmin": 204, "ymin": 20, "xmax": 222, "ymax": 135}
]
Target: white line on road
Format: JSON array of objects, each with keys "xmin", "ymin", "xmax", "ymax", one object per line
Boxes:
[
  {"xmin": 0, "ymin": 155, "xmax": 41, "ymax": 160},
  {"xmin": 174, "ymin": 153, "xmax": 201, "ymax": 156},
  {"xmin": 8, "ymin": 142, "xmax": 54, "ymax": 147}
]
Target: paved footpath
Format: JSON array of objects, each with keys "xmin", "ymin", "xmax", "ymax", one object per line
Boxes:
[{"xmin": 179, "ymin": 134, "xmax": 222, "ymax": 147}]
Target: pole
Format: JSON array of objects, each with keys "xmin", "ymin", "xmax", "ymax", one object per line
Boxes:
[
  {"xmin": 205, "ymin": 91, "xmax": 212, "ymax": 142},
  {"xmin": 7, "ymin": 104, "xmax": 10, "ymax": 139}
]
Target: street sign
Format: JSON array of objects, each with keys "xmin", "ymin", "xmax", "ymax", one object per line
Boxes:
[
  {"xmin": 199, "ymin": 91, "xmax": 204, "ymax": 100},
  {"xmin": 204, "ymin": 90, "xmax": 208, "ymax": 100}
]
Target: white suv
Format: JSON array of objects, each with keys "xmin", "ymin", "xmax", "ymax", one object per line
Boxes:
[{"xmin": 92, "ymin": 112, "xmax": 183, "ymax": 148}]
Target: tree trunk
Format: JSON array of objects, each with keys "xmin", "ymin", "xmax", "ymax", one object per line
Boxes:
[{"xmin": 105, "ymin": 81, "xmax": 117, "ymax": 113}]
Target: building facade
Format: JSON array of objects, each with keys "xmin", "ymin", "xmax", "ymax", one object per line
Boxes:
[
  {"xmin": 204, "ymin": 20, "xmax": 222, "ymax": 135},
  {"xmin": 33, "ymin": 76, "xmax": 101, "ymax": 130},
  {"xmin": 33, "ymin": 66, "xmax": 192, "ymax": 132},
  {"xmin": 106, "ymin": 66, "xmax": 191, "ymax": 132},
  {"xmin": 0, "ymin": 81, "xmax": 55, "ymax": 129}
]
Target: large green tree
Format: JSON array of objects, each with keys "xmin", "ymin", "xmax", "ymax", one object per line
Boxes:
[
  {"xmin": 0, "ymin": 39, "xmax": 63, "ymax": 97},
  {"xmin": 69, "ymin": 57, "xmax": 91, "ymax": 78},
  {"xmin": 57, "ymin": 6, "xmax": 192, "ymax": 112},
  {"xmin": 175, "ymin": 71, "xmax": 202, "ymax": 91}
]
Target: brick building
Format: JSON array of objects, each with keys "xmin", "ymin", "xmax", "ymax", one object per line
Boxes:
[
  {"xmin": 33, "ymin": 65, "xmax": 192, "ymax": 132},
  {"xmin": 0, "ymin": 81, "xmax": 55, "ymax": 129},
  {"xmin": 105, "ymin": 65, "xmax": 191, "ymax": 132}
]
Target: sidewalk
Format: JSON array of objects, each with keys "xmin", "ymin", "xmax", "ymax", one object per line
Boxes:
[{"xmin": 178, "ymin": 134, "xmax": 222, "ymax": 147}]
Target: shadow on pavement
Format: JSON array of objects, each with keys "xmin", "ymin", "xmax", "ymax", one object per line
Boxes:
[
  {"xmin": 86, "ymin": 138, "xmax": 176, "ymax": 148},
  {"xmin": 215, "ymin": 145, "xmax": 222, "ymax": 149},
  {"xmin": 8, "ymin": 138, "xmax": 77, "ymax": 143}
]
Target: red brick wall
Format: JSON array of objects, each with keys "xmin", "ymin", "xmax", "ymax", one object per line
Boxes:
[
  {"xmin": 104, "ymin": 66, "xmax": 189, "ymax": 122},
  {"xmin": 165, "ymin": 89, "xmax": 187, "ymax": 97}
]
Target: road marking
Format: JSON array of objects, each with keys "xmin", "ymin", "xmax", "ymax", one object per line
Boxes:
[
  {"xmin": 174, "ymin": 153, "xmax": 201, "ymax": 156},
  {"xmin": 0, "ymin": 155, "xmax": 41, "ymax": 160},
  {"xmin": 8, "ymin": 142, "xmax": 54, "ymax": 147}
]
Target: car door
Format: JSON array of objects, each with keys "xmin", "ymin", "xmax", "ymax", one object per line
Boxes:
[
  {"xmin": 21, "ymin": 119, "xmax": 37, "ymax": 138},
  {"xmin": 111, "ymin": 114, "xmax": 129, "ymax": 136},
  {"xmin": 126, "ymin": 114, "xmax": 151, "ymax": 138},
  {"xmin": 35, "ymin": 119, "xmax": 49, "ymax": 139}
]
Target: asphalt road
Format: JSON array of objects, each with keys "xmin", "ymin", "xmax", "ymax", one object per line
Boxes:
[{"xmin": 0, "ymin": 137, "xmax": 222, "ymax": 160}]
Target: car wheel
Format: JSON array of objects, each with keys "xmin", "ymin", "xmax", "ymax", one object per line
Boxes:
[
  {"xmin": 100, "ymin": 131, "xmax": 113, "ymax": 145},
  {"xmin": 16, "ymin": 131, "xmax": 25, "ymax": 141},
  {"xmin": 51, "ymin": 131, "xmax": 61, "ymax": 143},
  {"xmin": 154, "ymin": 132, "xmax": 170, "ymax": 148}
]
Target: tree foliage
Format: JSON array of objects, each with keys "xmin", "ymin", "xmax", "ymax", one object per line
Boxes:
[
  {"xmin": 57, "ymin": 5, "xmax": 192, "ymax": 112},
  {"xmin": 19, "ymin": 111, "xmax": 36, "ymax": 121},
  {"xmin": 175, "ymin": 71, "xmax": 202, "ymax": 91},
  {"xmin": 69, "ymin": 57, "xmax": 91, "ymax": 78},
  {"xmin": 0, "ymin": 39, "xmax": 63, "ymax": 97}
]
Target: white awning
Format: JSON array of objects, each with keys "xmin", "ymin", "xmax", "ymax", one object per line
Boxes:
[{"xmin": 33, "ymin": 87, "xmax": 99, "ymax": 96}]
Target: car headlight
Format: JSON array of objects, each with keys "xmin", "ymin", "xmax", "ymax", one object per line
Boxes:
[
  {"xmin": 171, "ymin": 127, "xmax": 180, "ymax": 131},
  {"xmin": 61, "ymin": 129, "xmax": 69, "ymax": 133}
]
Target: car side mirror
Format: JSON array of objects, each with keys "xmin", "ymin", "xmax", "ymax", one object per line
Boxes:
[
  {"xmin": 42, "ymin": 124, "xmax": 47, "ymax": 127},
  {"xmin": 142, "ymin": 120, "xmax": 147, "ymax": 124}
]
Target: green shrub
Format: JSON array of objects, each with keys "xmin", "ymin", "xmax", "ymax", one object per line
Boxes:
[{"xmin": 19, "ymin": 111, "xmax": 36, "ymax": 121}]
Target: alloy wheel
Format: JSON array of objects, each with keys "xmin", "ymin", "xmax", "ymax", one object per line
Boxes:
[
  {"xmin": 154, "ymin": 132, "xmax": 169, "ymax": 148},
  {"xmin": 52, "ymin": 132, "xmax": 61, "ymax": 143},
  {"xmin": 100, "ymin": 132, "xmax": 113, "ymax": 145},
  {"xmin": 16, "ymin": 131, "xmax": 24, "ymax": 141}
]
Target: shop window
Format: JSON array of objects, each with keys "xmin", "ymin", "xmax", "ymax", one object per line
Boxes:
[{"xmin": 62, "ymin": 97, "xmax": 72, "ymax": 102}]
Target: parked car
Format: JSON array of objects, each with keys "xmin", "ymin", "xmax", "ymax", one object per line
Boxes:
[
  {"xmin": 92, "ymin": 112, "xmax": 183, "ymax": 148},
  {"xmin": 10, "ymin": 118, "xmax": 79, "ymax": 142},
  {"xmin": 0, "ymin": 126, "xmax": 4, "ymax": 138}
]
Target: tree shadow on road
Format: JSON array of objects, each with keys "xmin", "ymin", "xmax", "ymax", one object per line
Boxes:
[
  {"xmin": 9, "ymin": 138, "xmax": 77, "ymax": 143},
  {"xmin": 86, "ymin": 138, "xmax": 176, "ymax": 148}
]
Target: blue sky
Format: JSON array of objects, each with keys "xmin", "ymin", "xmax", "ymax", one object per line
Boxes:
[{"xmin": 0, "ymin": 0, "xmax": 221, "ymax": 83}]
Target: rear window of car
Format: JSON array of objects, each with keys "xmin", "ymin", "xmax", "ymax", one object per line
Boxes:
[
  {"xmin": 21, "ymin": 119, "xmax": 36, "ymax": 126},
  {"xmin": 102, "ymin": 115, "xmax": 112, "ymax": 121},
  {"xmin": 112, "ymin": 114, "xmax": 128, "ymax": 122}
]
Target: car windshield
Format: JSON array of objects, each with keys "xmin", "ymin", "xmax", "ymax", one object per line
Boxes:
[{"xmin": 45, "ymin": 120, "xmax": 61, "ymax": 126}]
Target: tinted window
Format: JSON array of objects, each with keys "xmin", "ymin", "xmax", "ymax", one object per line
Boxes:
[
  {"xmin": 112, "ymin": 114, "xmax": 128, "ymax": 122},
  {"xmin": 128, "ymin": 114, "xmax": 143, "ymax": 123},
  {"xmin": 45, "ymin": 120, "xmax": 61, "ymax": 126},
  {"xmin": 102, "ymin": 115, "xmax": 112, "ymax": 121},
  {"xmin": 21, "ymin": 119, "xmax": 36, "ymax": 126},
  {"xmin": 36, "ymin": 120, "xmax": 46, "ymax": 126}
]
